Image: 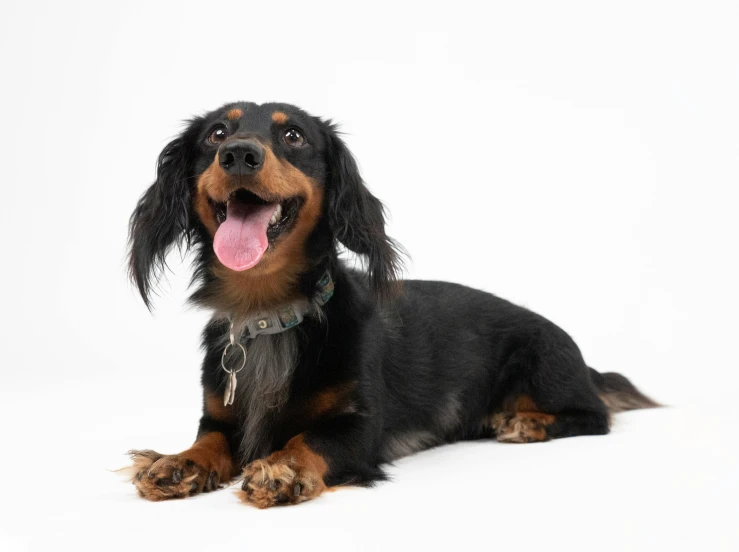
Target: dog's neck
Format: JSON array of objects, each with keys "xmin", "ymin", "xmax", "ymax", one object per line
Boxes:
[
  {"xmin": 211, "ymin": 263, "xmax": 306, "ymax": 314},
  {"xmin": 192, "ymin": 255, "xmax": 333, "ymax": 318},
  {"xmin": 226, "ymin": 271, "xmax": 334, "ymax": 338}
]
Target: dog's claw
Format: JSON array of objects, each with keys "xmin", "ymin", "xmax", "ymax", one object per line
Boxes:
[{"xmin": 206, "ymin": 471, "xmax": 218, "ymax": 491}]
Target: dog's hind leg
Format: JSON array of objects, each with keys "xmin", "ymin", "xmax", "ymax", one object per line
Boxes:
[
  {"xmin": 484, "ymin": 326, "xmax": 612, "ymax": 443},
  {"xmin": 488, "ymin": 397, "xmax": 610, "ymax": 443}
]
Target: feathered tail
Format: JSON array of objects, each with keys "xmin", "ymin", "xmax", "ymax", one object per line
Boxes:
[{"xmin": 589, "ymin": 368, "xmax": 660, "ymax": 413}]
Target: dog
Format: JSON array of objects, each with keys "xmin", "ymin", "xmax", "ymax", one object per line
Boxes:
[{"xmin": 126, "ymin": 102, "xmax": 657, "ymax": 507}]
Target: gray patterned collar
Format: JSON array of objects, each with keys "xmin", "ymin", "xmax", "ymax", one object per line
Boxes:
[{"xmin": 234, "ymin": 271, "xmax": 334, "ymax": 339}]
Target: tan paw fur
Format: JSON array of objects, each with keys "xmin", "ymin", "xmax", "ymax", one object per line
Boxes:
[
  {"xmin": 491, "ymin": 412, "xmax": 555, "ymax": 443},
  {"xmin": 125, "ymin": 450, "xmax": 222, "ymax": 501},
  {"xmin": 237, "ymin": 456, "xmax": 325, "ymax": 508}
]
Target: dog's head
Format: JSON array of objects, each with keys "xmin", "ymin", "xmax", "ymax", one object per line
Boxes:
[{"xmin": 129, "ymin": 102, "xmax": 401, "ymax": 311}]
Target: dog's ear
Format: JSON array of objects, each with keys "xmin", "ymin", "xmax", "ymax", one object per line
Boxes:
[
  {"xmin": 128, "ymin": 135, "xmax": 193, "ymax": 309},
  {"xmin": 324, "ymin": 126, "xmax": 403, "ymax": 301}
]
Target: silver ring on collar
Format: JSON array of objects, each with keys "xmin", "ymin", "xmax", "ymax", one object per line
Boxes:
[{"xmin": 221, "ymin": 342, "xmax": 247, "ymax": 374}]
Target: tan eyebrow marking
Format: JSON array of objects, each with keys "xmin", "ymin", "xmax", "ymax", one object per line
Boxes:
[
  {"xmin": 271, "ymin": 111, "xmax": 288, "ymax": 124},
  {"xmin": 227, "ymin": 108, "xmax": 243, "ymax": 120}
]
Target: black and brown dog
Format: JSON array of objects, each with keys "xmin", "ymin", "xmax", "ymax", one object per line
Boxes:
[{"xmin": 126, "ymin": 102, "xmax": 657, "ymax": 508}]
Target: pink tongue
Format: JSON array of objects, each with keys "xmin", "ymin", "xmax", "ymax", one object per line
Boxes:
[{"xmin": 213, "ymin": 201, "xmax": 277, "ymax": 271}]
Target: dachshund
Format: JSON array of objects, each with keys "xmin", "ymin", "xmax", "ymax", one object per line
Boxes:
[{"xmin": 126, "ymin": 102, "xmax": 657, "ymax": 508}]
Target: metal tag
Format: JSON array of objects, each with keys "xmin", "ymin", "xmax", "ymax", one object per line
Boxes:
[
  {"xmin": 221, "ymin": 322, "xmax": 247, "ymax": 407},
  {"xmin": 224, "ymin": 371, "xmax": 237, "ymax": 406}
]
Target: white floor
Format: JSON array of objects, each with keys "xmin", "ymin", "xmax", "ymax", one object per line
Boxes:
[{"xmin": 1, "ymin": 378, "xmax": 736, "ymax": 552}]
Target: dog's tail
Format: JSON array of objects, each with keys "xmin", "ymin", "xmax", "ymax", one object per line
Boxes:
[{"xmin": 589, "ymin": 367, "xmax": 660, "ymax": 413}]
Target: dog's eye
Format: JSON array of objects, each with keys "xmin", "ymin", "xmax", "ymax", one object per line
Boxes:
[
  {"xmin": 208, "ymin": 126, "xmax": 229, "ymax": 145},
  {"xmin": 283, "ymin": 128, "xmax": 306, "ymax": 147}
]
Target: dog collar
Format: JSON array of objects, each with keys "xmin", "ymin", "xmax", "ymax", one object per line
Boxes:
[{"xmin": 237, "ymin": 270, "xmax": 334, "ymax": 339}]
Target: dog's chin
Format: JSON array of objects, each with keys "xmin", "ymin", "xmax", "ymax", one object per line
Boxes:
[{"xmin": 207, "ymin": 188, "xmax": 302, "ymax": 272}]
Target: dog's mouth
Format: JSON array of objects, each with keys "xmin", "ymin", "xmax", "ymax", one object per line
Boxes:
[{"xmin": 208, "ymin": 188, "xmax": 301, "ymax": 271}]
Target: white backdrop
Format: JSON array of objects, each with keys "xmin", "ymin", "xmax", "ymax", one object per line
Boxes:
[{"xmin": 1, "ymin": 1, "xmax": 737, "ymax": 550}]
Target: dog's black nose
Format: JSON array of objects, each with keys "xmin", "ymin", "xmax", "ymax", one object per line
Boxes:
[{"xmin": 219, "ymin": 140, "xmax": 265, "ymax": 175}]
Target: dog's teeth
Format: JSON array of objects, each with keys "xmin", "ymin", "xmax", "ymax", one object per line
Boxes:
[{"xmin": 269, "ymin": 204, "xmax": 282, "ymax": 226}]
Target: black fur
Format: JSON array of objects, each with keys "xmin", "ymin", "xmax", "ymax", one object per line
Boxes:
[
  {"xmin": 128, "ymin": 102, "xmax": 657, "ymax": 501},
  {"xmin": 129, "ymin": 125, "xmax": 200, "ymax": 309},
  {"xmin": 323, "ymin": 126, "xmax": 403, "ymax": 301}
]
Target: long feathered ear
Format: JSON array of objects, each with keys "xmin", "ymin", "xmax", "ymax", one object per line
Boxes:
[
  {"xmin": 128, "ymin": 136, "xmax": 193, "ymax": 309},
  {"xmin": 324, "ymin": 126, "xmax": 404, "ymax": 301}
]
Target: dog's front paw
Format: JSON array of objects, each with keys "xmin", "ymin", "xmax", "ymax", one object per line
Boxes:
[
  {"xmin": 238, "ymin": 457, "xmax": 325, "ymax": 508},
  {"xmin": 127, "ymin": 449, "xmax": 221, "ymax": 501}
]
